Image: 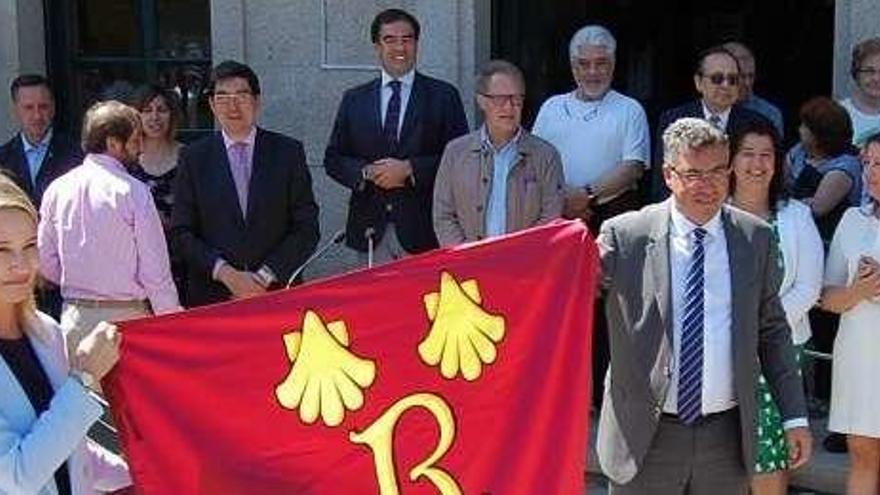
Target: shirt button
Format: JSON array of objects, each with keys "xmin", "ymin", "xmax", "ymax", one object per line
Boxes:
[
  {"xmin": 476, "ymin": 205, "xmax": 483, "ymax": 212},
  {"xmin": 385, "ymin": 204, "xmax": 393, "ymax": 212},
  {"xmin": 482, "ymin": 177, "xmax": 489, "ymax": 184}
]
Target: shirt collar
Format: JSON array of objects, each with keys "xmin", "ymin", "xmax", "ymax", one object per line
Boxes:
[
  {"xmin": 21, "ymin": 127, "xmax": 53, "ymax": 152},
  {"xmin": 669, "ymin": 198, "xmax": 724, "ymax": 239},
  {"xmin": 381, "ymin": 69, "xmax": 415, "ymax": 89},
  {"xmin": 87, "ymin": 152, "xmax": 127, "ymax": 172},
  {"xmin": 701, "ymin": 101, "xmax": 731, "ymax": 124},
  {"xmin": 222, "ymin": 127, "xmax": 257, "ymax": 150},
  {"xmin": 480, "ymin": 125, "xmax": 522, "ymax": 153}
]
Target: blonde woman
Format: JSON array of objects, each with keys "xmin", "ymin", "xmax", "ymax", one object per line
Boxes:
[{"xmin": 0, "ymin": 174, "xmax": 130, "ymax": 494}]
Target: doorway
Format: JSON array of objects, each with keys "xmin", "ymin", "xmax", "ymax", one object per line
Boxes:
[{"xmin": 491, "ymin": 0, "xmax": 835, "ymax": 143}]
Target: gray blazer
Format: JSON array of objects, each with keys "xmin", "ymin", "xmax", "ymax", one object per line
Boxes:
[
  {"xmin": 595, "ymin": 201, "xmax": 807, "ymax": 484},
  {"xmin": 432, "ymin": 129, "xmax": 564, "ymax": 246}
]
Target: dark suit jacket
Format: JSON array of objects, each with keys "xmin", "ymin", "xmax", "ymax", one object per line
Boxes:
[
  {"xmin": 324, "ymin": 72, "xmax": 468, "ymax": 253},
  {"xmin": 0, "ymin": 130, "xmax": 83, "ymax": 207},
  {"xmin": 171, "ymin": 128, "xmax": 320, "ymax": 307},
  {"xmin": 649, "ymin": 101, "xmax": 769, "ymax": 202},
  {"xmin": 595, "ymin": 202, "xmax": 807, "ymax": 484}
]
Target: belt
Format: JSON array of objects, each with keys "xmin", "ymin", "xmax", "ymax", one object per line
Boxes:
[
  {"xmin": 65, "ymin": 298, "xmax": 150, "ymax": 310},
  {"xmin": 661, "ymin": 406, "xmax": 738, "ymax": 425}
]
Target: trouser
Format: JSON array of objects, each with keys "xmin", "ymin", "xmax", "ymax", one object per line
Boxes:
[
  {"xmin": 609, "ymin": 408, "xmax": 747, "ymax": 495},
  {"xmin": 61, "ymin": 299, "xmax": 151, "ymax": 361}
]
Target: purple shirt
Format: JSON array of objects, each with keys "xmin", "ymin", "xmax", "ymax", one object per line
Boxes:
[{"xmin": 38, "ymin": 153, "xmax": 180, "ymax": 313}]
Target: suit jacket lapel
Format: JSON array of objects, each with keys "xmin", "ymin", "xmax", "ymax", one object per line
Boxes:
[
  {"xmin": 9, "ymin": 136, "xmax": 35, "ymax": 198},
  {"xmin": 722, "ymin": 207, "xmax": 749, "ymax": 370},
  {"xmin": 245, "ymin": 129, "xmax": 266, "ymax": 224},
  {"xmin": 399, "ymin": 73, "xmax": 422, "ymax": 147},
  {"xmin": 369, "ymin": 78, "xmax": 383, "ymax": 140},
  {"xmin": 648, "ymin": 202, "xmax": 673, "ymax": 343},
  {"xmin": 212, "ymin": 133, "xmax": 246, "ymax": 228}
]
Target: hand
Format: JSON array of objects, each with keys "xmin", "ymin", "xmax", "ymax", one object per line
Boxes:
[
  {"xmin": 562, "ymin": 189, "xmax": 593, "ymax": 221},
  {"xmin": 217, "ymin": 265, "xmax": 267, "ymax": 299},
  {"xmin": 853, "ymin": 263, "xmax": 880, "ymax": 300},
  {"xmin": 368, "ymin": 158, "xmax": 412, "ymax": 189},
  {"xmin": 74, "ymin": 322, "xmax": 121, "ymax": 383},
  {"xmin": 785, "ymin": 426, "xmax": 812, "ymax": 470}
]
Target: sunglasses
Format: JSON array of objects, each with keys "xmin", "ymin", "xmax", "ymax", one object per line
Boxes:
[{"xmin": 703, "ymin": 73, "xmax": 740, "ymax": 86}]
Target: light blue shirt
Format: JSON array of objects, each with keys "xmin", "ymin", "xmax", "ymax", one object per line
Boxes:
[
  {"xmin": 380, "ymin": 69, "xmax": 415, "ymax": 138},
  {"xmin": 482, "ymin": 126, "xmax": 522, "ymax": 237},
  {"xmin": 741, "ymin": 95, "xmax": 785, "ymax": 139},
  {"xmin": 21, "ymin": 128, "xmax": 53, "ymax": 186}
]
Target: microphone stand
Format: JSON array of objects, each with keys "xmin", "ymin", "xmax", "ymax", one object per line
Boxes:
[{"xmin": 285, "ymin": 230, "xmax": 346, "ymax": 288}]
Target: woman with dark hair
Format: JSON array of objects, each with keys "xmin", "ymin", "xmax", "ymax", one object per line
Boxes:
[
  {"xmin": 129, "ymin": 84, "xmax": 182, "ymax": 227},
  {"xmin": 129, "ymin": 84, "xmax": 186, "ymax": 302},
  {"xmin": 821, "ymin": 130, "xmax": 880, "ymax": 494},
  {"xmin": 786, "ymin": 96, "xmax": 863, "ymax": 241},
  {"xmin": 729, "ymin": 120, "xmax": 824, "ymax": 495}
]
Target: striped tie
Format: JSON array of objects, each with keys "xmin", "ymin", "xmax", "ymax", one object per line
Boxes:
[{"xmin": 678, "ymin": 227, "xmax": 706, "ymax": 425}]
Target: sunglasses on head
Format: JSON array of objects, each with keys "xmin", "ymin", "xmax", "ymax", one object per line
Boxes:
[{"xmin": 703, "ymin": 72, "xmax": 739, "ymax": 86}]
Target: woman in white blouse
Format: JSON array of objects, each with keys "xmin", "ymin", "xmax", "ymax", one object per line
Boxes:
[
  {"xmin": 821, "ymin": 131, "xmax": 880, "ymax": 494},
  {"xmin": 728, "ymin": 119, "xmax": 824, "ymax": 495},
  {"xmin": 0, "ymin": 174, "xmax": 130, "ymax": 494}
]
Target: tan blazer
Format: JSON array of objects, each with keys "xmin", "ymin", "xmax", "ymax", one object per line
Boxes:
[
  {"xmin": 432, "ymin": 129, "xmax": 564, "ymax": 246},
  {"xmin": 595, "ymin": 201, "xmax": 807, "ymax": 484}
]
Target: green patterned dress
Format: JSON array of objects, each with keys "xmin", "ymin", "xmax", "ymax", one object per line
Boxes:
[{"xmin": 754, "ymin": 217, "xmax": 803, "ymax": 474}]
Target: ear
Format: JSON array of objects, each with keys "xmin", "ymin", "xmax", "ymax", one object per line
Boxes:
[
  {"xmin": 662, "ymin": 166, "xmax": 675, "ymax": 190},
  {"xmin": 693, "ymin": 74, "xmax": 703, "ymax": 95}
]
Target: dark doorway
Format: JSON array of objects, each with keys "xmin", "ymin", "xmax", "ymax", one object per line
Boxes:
[{"xmin": 491, "ymin": 0, "xmax": 835, "ymax": 144}]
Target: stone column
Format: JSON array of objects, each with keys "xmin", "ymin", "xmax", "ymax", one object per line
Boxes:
[{"xmin": 0, "ymin": 0, "xmax": 46, "ymax": 138}]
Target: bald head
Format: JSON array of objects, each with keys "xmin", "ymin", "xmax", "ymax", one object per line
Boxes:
[{"xmin": 723, "ymin": 41, "xmax": 756, "ymax": 99}]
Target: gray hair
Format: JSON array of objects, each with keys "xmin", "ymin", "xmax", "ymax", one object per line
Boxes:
[
  {"xmin": 475, "ymin": 59, "xmax": 525, "ymax": 95},
  {"xmin": 569, "ymin": 25, "xmax": 616, "ymax": 61},
  {"xmin": 662, "ymin": 118, "xmax": 729, "ymax": 167}
]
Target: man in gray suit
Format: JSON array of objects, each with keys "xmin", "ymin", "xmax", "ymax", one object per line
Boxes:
[{"xmin": 596, "ymin": 117, "xmax": 811, "ymax": 494}]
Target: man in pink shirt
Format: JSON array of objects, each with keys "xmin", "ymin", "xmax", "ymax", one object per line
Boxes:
[{"xmin": 38, "ymin": 100, "xmax": 180, "ymax": 358}]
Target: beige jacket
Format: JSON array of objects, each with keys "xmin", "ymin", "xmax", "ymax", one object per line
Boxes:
[{"xmin": 433, "ymin": 129, "xmax": 564, "ymax": 246}]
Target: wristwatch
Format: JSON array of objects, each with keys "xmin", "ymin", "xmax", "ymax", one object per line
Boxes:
[{"xmin": 70, "ymin": 369, "xmax": 97, "ymax": 391}]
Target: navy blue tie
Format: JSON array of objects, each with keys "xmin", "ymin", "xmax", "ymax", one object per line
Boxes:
[
  {"xmin": 383, "ymin": 80, "xmax": 402, "ymax": 149},
  {"xmin": 678, "ymin": 227, "xmax": 706, "ymax": 425}
]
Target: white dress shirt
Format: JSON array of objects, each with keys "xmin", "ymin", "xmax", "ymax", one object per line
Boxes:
[
  {"xmin": 664, "ymin": 203, "xmax": 737, "ymax": 415},
  {"xmin": 380, "ymin": 69, "xmax": 415, "ymax": 138}
]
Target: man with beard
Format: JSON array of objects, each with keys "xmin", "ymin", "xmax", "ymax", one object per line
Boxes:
[{"xmin": 38, "ymin": 101, "xmax": 180, "ymax": 359}]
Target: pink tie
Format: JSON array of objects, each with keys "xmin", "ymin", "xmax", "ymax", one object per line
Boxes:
[{"xmin": 229, "ymin": 142, "xmax": 251, "ymax": 216}]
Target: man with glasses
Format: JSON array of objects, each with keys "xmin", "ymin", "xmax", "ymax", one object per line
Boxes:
[
  {"xmin": 433, "ymin": 60, "xmax": 563, "ymax": 245},
  {"xmin": 532, "ymin": 25, "xmax": 649, "ymax": 234},
  {"xmin": 171, "ymin": 60, "xmax": 319, "ymax": 307},
  {"xmin": 324, "ymin": 8, "xmax": 468, "ymax": 264},
  {"xmin": 651, "ymin": 46, "xmax": 767, "ymax": 201},
  {"xmin": 597, "ymin": 117, "xmax": 811, "ymax": 494}
]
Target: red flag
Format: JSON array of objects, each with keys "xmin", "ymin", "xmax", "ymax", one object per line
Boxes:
[{"xmin": 105, "ymin": 220, "xmax": 597, "ymax": 494}]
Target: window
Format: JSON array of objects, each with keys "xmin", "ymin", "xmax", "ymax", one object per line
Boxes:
[{"xmin": 46, "ymin": 0, "xmax": 212, "ymax": 140}]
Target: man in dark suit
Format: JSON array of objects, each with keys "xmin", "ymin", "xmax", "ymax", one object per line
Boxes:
[
  {"xmin": 171, "ymin": 61, "xmax": 319, "ymax": 307},
  {"xmin": 0, "ymin": 75, "xmax": 83, "ymax": 208},
  {"xmin": 0, "ymin": 74, "xmax": 83, "ymax": 318},
  {"xmin": 597, "ymin": 118, "xmax": 810, "ymax": 494},
  {"xmin": 324, "ymin": 8, "xmax": 468, "ymax": 264},
  {"xmin": 650, "ymin": 46, "xmax": 768, "ymax": 201}
]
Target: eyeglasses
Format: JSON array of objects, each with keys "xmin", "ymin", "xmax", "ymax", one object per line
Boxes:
[
  {"xmin": 478, "ymin": 93, "xmax": 525, "ymax": 107},
  {"xmin": 857, "ymin": 67, "xmax": 880, "ymax": 77},
  {"xmin": 212, "ymin": 91, "xmax": 254, "ymax": 106},
  {"xmin": 702, "ymin": 72, "xmax": 740, "ymax": 86},
  {"xmin": 669, "ymin": 165, "xmax": 730, "ymax": 182}
]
